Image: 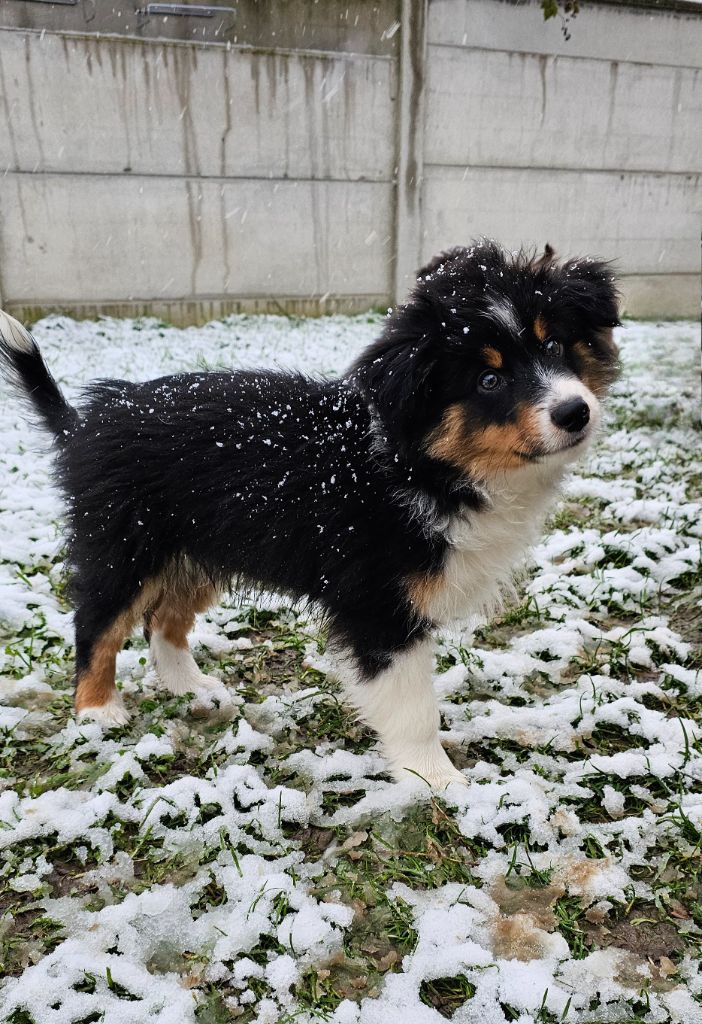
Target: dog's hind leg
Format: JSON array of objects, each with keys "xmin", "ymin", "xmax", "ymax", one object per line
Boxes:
[
  {"xmin": 338, "ymin": 637, "xmax": 467, "ymax": 790},
  {"xmin": 74, "ymin": 599, "xmax": 142, "ymax": 726},
  {"xmin": 148, "ymin": 583, "xmax": 221, "ymax": 695}
]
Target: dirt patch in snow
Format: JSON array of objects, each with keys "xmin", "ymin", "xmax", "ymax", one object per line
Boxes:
[
  {"xmin": 586, "ymin": 911, "xmax": 685, "ymax": 963},
  {"xmin": 491, "ymin": 875, "xmax": 565, "ymax": 930},
  {"xmin": 491, "ymin": 912, "xmax": 552, "ymax": 961}
]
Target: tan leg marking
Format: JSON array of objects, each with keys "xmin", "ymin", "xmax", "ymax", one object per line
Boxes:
[
  {"xmin": 75, "ymin": 606, "xmax": 141, "ymax": 716},
  {"xmin": 150, "ymin": 584, "xmax": 218, "ymax": 648},
  {"xmin": 149, "ymin": 583, "xmax": 221, "ymax": 695},
  {"xmin": 75, "ymin": 580, "xmax": 162, "ymax": 720}
]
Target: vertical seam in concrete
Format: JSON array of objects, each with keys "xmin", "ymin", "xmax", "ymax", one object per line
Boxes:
[{"xmin": 393, "ymin": 0, "xmax": 428, "ymax": 305}]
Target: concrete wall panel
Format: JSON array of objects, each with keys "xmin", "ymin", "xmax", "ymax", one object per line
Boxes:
[
  {"xmin": 429, "ymin": 0, "xmax": 702, "ymax": 68},
  {"xmin": 0, "ymin": 0, "xmax": 700, "ymax": 320},
  {"xmin": 0, "ymin": 174, "xmax": 393, "ymax": 303},
  {"xmin": 0, "ymin": 32, "xmax": 396, "ymax": 181},
  {"xmin": 0, "ymin": 1, "xmax": 401, "ymax": 56},
  {"xmin": 425, "ymin": 46, "xmax": 702, "ymax": 174},
  {"xmin": 422, "ymin": 165, "xmax": 701, "ymax": 275},
  {"xmin": 618, "ymin": 273, "xmax": 699, "ymax": 318}
]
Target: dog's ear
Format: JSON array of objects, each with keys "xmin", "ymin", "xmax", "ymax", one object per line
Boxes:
[
  {"xmin": 350, "ymin": 290, "xmax": 445, "ymax": 454},
  {"xmin": 533, "ymin": 243, "xmax": 557, "ymax": 270},
  {"xmin": 416, "ymin": 247, "xmax": 468, "ymax": 281},
  {"xmin": 354, "ymin": 243, "xmax": 497, "ymax": 450},
  {"xmin": 553, "ymin": 259, "xmax": 621, "ymax": 382},
  {"xmin": 558, "ymin": 258, "xmax": 620, "ymax": 331}
]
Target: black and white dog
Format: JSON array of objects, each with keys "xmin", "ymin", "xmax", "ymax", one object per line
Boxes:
[{"xmin": 0, "ymin": 241, "xmax": 618, "ymax": 788}]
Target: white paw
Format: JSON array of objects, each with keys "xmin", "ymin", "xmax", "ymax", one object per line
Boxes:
[
  {"xmin": 399, "ymin": 762, "xmax": 468, "ymax": 791},
  {"xmin": 158, "ymin": 670, "xmax": 222, "ymax": 696},
  {"xmin": 389, "ymin": 741, "xmax": 468, "ymax": 790},
  {"xmin": 77, "ymin": 695, "xmax": 130, "ymax": 727},
  {"xmin": 189, "ymin": 678, "xmax": 242, "ymax": 719},
  {"xmin": 192, "ymin": 672, "xmax": 222, "ymax": 692},
  {"xmin": 407, "ymin": 765, "xmax": 472, "ymax": 786},
  {"xmin": 151, "ymin": 634, "xmax": 223, "ymax": 696}
]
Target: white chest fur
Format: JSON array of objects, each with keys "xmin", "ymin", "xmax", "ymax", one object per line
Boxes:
[{"xmin": 425, "ymin": 464, "xmax": 565, "ymax": 625}]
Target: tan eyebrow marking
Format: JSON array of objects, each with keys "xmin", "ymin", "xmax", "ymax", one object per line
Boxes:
[
  {"xmin": 482, "ymin": 346, "xmax": 503, "ymax": 369},
  {"xmin": 533, "ymin": 316, "xmax": 548, "ymax": 342}
]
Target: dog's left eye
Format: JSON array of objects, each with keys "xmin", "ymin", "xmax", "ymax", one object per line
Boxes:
[
  {"xmin": 544, "ymin": 339, "xmax": 563, "ymax": 357},
  {"xmin": 478, "ymin": 371, "xmax": 503, "ymax": 393}
]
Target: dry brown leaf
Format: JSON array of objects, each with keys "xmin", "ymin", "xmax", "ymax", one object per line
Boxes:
[
  {"xmin": 375, "ymin": 950, "xmax": 399, "ymax": 971},
  {"xmin": 657, "ymin": 955, "xmax": 677, "ymax": 978},
  {"xmin": 340, "ymin": 830, "xmax": 369, "ymax": 852}
]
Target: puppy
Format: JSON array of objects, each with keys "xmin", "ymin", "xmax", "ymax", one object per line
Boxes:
[{"xmin": 0, "ymin": 241, "xmax": 619, "ymax": 788}]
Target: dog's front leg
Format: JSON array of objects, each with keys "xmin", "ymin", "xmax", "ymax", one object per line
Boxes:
[{"xmin": 339, "ymin": 638, "xmax": 467, "ymax": 790}]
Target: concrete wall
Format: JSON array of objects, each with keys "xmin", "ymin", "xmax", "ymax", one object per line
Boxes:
[
  {"xmin": 0, "ymin": 0, "xmax": 699, "ymax": 322},
  {"xmin": 0, "ymin": 5, "xmax": 399, "ymax": 321},
  {"xmin": 422, "ymin": 0, "xmax": 702, "ymax": 317}
]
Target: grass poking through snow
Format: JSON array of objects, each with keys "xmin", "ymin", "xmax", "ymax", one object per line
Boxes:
[{"xmin": 0, "ymin": 315, "xmax": 700, "ymax": 1022}]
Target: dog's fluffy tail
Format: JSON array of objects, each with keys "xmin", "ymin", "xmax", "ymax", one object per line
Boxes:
[{"xmin": 0, "ymin": 309, "xmax": 79, "ymax": 442}]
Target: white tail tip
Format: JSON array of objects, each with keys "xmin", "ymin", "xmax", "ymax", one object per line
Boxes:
[{"xmin": 0, "ymin": 308, "xmax": 35, "ymax": 354}]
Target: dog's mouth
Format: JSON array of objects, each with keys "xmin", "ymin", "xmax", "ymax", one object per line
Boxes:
[
  {"xmin": 559, "ymin": 432, "xmax": 590, "ymax": 452},
  {"xmin": 514, "ymin": 431, "xmax": 589, "ymax": 463},
  {"xmin": 513, "ymin": 447, "xmax": 543, "ymax": 462}
]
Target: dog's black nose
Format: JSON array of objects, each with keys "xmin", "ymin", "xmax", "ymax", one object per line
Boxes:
[{"xmin": 551, "ymin": 397, "xmax": 590, "ymax": 433}]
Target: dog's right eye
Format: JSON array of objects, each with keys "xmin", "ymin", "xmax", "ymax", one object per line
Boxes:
[{"xmin": 478, "ymin": 371, "xmax": 502, "ymax": 393}]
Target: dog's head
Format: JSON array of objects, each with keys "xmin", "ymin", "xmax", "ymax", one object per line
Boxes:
[{"xmin": 352, "ymin": 240, "xmax": 620, "ymax": 483}]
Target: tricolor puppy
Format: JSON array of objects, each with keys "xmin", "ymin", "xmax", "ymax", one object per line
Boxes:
[{"xmin": 0, "ymin": 241, "xmax": 619, "ymax": 788}]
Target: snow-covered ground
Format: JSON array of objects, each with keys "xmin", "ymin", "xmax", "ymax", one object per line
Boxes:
[{"xmin": 0, "ymin": 314, "xmax": 700, "ymax": 1024}]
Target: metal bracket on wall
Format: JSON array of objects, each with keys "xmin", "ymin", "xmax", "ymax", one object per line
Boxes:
[
  {"xmin": 137, "ymin": 3, "xmax": 236, "ymax": 16},
  {"xmin": 135, "ymin": 3, "xmax": 236, "ymax": 30}
]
